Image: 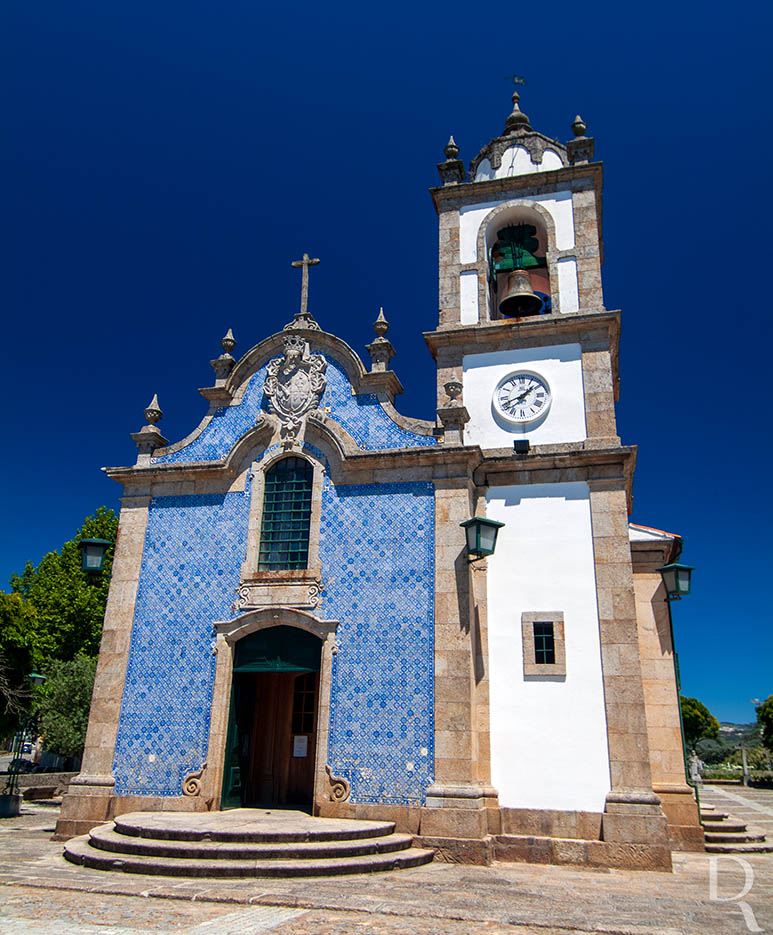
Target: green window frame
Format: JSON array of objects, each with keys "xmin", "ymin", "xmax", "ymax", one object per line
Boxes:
[
  {"xmin": 258, "ymin": 457, "xmax": 313, "ymax": 570},
  {"xmin": 533, "ymin": 622, "xmax": 556, "ymax": 665}
]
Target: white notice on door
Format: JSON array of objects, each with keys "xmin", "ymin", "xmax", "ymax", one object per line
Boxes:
[{"xmin": 292, "ymin": 735, "xmax": 308, "ymax": 758}]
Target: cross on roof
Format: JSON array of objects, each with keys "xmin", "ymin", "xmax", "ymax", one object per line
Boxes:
[{"xmin": 291, "ymin": 253, "xmax": 320, "ymax": 319}]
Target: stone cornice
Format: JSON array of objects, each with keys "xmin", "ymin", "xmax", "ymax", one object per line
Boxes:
[
  {"xmin": 423, "ymin": 309, "xmax": 621, "ymax": 396},
  {"xmin": 474, "ymin": 443, "xmax": 637, "ymax": 513},
  {"xmin": 424, "ymin": 308, "xmax": 619, "ymax": 351},
  {"xmin": 430, "ymin": 161, "xmax": 603, "ymax": 214},
  {"xmin": 104, "ymin": 437, "xmax": 637, "ymax": 511},
  {"xmin": 630, "ymin": 538, "xmax": 681, "ymax": 570}
]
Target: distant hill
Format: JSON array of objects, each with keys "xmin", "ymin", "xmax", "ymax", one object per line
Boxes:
[{"xmin": 719, "ymin": 722, "xmax": 762, "ymax": 744}]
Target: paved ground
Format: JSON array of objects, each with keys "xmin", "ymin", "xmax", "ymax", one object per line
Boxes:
[{"xmin": 1, "ymin": 786, "xmax": 772, "ymax": 934}]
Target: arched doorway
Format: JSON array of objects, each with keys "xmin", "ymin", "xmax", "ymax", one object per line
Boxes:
[{"xmin": 221, "ymin": 626, "xmax": 322, "ymax": 810}]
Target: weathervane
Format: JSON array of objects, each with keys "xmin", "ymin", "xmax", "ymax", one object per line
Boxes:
[{"xmin": 504, "ymin": 74, "xmax": 527, "ymax": 87}]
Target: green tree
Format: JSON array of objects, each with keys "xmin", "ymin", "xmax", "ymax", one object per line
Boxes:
[
  {"xmin": 10, "ymin": 507, "xmax": 117, "ymax": 661},
  {"xmin": 757, "ymin": 695, "xmax": 773, "ymax": 749},
  {"xmin": 695, "ymin": 736, "xmax": 735, "ymax": 765},
  {"xmin": 680, "ymin": 696, "xmax": 720, "ymax": 751},
  {"xmin": 35, "ymin": 656, "xmax": 97, "ymax": 759},
  {"xmin": 0, "ymin": 593, "xmax": 44, "ymax": 737}
]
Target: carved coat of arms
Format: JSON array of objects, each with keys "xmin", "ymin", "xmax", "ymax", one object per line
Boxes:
[{"xmin": 264, "ymin": 334, "xmax": 327, "ymax": 444}]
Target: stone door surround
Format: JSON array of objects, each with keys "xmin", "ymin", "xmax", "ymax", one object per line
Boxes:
[{"xmin": 204, "ymin": 607, "xmax": 340, "ymax": 812}]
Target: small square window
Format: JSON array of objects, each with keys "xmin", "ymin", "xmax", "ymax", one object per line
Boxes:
[{"xmin": 522, "ymin": 612, "xmax": 565, "ymax": 677}]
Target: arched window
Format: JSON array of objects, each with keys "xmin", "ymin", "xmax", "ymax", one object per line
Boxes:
[
  {"xmin": 488, "ymin": 222, "xmax": 550, "ymax": 318},
  {"xmin": 258, "ymin": 457, "xmax": 313, "ymax": 571}
]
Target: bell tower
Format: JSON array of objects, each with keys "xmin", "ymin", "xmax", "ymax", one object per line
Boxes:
[
  {"xmin": 428, "ymin": 91, "xmax": 617, "ymax": 450},
  {"xmin": 425, "ymin": 93, "xmax": 672, "ymax": 865}
]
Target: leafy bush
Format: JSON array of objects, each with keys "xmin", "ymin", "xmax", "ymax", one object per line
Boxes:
[{"xmin": 36, "ymin": 656, "xmax": 97, "ymax": 759}]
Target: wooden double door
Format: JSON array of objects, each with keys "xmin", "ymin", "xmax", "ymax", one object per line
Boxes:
[
  {"xmin": 242, "ymin": 670, "xmax": 318, "ymax": 806},
  {"xmin": 221, "ymin": 626, "xmax": 321, "ymax": 810}
]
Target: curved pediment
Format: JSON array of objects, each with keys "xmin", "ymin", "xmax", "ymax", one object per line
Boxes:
[{"xmin": 149, "ymin": 327, "xmax": 435, "ymax": 467}]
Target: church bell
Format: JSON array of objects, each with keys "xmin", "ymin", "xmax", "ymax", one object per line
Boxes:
[{"xmin": 498, "ymin": 269, "xmax": 543, "ymax": 318}]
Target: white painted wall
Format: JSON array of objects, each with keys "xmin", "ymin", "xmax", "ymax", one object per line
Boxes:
[
  {"xmin": 486, "ymin": 482, "xmax": 611, "ymax": 812},
  {"xmin": 463, "ymin": 345, "xmax": 587, "ymax": 447},
  {"xmin": 557, "ymin": 256, "xmax": 580, "ymax": 314},
  {"xmin": 459, "ymin": 193, "xmax": 575, "ymax": 263},
  {"xmin": 475, "ymin": 147, "xmax": 564, "ymax": 181},
  {"xmin": 460, "ymin": 270, "xmax": 478, "ymax": 325}
]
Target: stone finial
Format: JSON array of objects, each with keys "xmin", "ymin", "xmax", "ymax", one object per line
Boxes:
[
  {"xmin": 444, "ymin": 380, "xmax": 463, "ymax": 401},
  {"xmin": 437, "ymin": 135, "xmax": 466, "ymax": 185},
  {"xmin": 567, "ymin": 114, "xmax": 595, "ymax": 165},
  {"xmin": 571, "ymin": 115, "xmax": 588, "ymax": 138},
  {"xmin": 444, "ymin": 135, "xmax": 459, "ymax": 160},
  {"xmin": 373, "ymin": 307, "xmax": 389, "ymax": 337},
  {"xmin": 366, "ymin": 307, "xmax": 395, "ymax": 373},
  {"xmin": 504, "ymin": 91, "xmax": 531, "ymax": 135},
  {"xmin": 144, "ymin": 394, "xmax": 162, "ymax": 425},
  {"xmin": 132, "ymin": 393, "xmax": 169, "ymax": 461},
  {"xmin": 211, "ymin": 328, "xmax": 237, "ymax": 383},
  {"xmin": 221, "ymin": 327, "xmax": 236, "ymax": 353}
]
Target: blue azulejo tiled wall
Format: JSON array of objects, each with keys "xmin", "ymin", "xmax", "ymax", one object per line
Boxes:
[
  {"xmin": 112, "ymin": 486, "xmax": 251, "ymax": 796},
  {"xmin": 152, "ymin": 355, "xmax": 436, "ymax": 465},
  {"xmin": 319, "ymin": 480, "xmax": 435, "ymax": 806},
  {"xmin": 113, "ymin": 459, "xmax": 435, "ymax": 805}
]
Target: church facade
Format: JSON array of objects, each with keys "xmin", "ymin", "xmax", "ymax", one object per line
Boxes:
[{"xmin": 57, "ymin": 94, "xmax": 703, "ymax": 868}]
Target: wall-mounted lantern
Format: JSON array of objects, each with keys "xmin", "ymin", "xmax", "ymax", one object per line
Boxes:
[
  {"xmin": 460, "ymin": 517, "xmax": 505, "ymax": 560},
  {"xmin": 657, "ymin": 562, "xmax": 695, "ymax": 601},
  {"xmin": 27, "ymin": 672, "xmax": 46, "ymax": 687},
  {"xmin": 78, "ymin": 538, "xmax": 112, "ymax": 575}
]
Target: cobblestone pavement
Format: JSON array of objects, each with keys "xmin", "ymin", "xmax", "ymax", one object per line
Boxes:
[{"xmin": 1, "ymin": 792, "xmax": 771, "ymax": 934}]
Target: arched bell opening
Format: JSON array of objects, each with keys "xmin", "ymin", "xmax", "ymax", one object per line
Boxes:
[
  {"xmin": 221, "ymin": 625, "xmax": 323, "ymax": 810},
  {"xmin": 486, "ymin": 210, "xmax": 551, "ymax": 319}
]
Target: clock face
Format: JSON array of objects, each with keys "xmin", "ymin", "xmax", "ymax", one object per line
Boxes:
[{"xmin": 493, "ymin": 371, "xmax": 552, "ymax": 424}]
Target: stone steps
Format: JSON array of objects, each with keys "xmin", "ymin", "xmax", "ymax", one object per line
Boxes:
[
  {"xmin": 704, "ymin": 841, "xmax": 773, "ymax": 854},
  {"xmin": 63, "ymin": 809, "xmax": 435, "ymax": 878},
  {"xmin": 64, "ymin": 835, "xmax": 435, "ymax": 877},
  {"xmin": 701, "ymin": 821, "xmax": 749, "ymax": 834},
  {"xmin": 112, "ymin": 810, "xmax": 396, "ymax": 843},
  {"xmin": 703, "ymin": 830, "xmax": 766, "ymax": 844},
  {"xmin": 88, "ymin": 824, "xmax": 416, "ymax": 860},
  {"xmin": 700, "ymin": 803, "xmax": 771, "ymax": 853}
]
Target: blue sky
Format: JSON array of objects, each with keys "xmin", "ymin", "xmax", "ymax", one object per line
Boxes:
[{"xmin": 3, "ymin": 0, "xmax": 771, "ymax": 723}]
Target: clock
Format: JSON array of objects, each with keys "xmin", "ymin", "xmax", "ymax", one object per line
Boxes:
[{"xmin": 493, "ymin": 371, "xmax": 552, "ymax": 425}]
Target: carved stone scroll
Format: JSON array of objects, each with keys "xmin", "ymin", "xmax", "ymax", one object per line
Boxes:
[
  {"xmin": 325, "ymin": 765, "xmax": 351, "ymax": 802},
  {"xmin": 237, "ymin": 575, "xmax": 322, "ymax": 611},
  {"xmin": 182, "ymin": 763, "xmax": 206, "ymax": 797}
]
